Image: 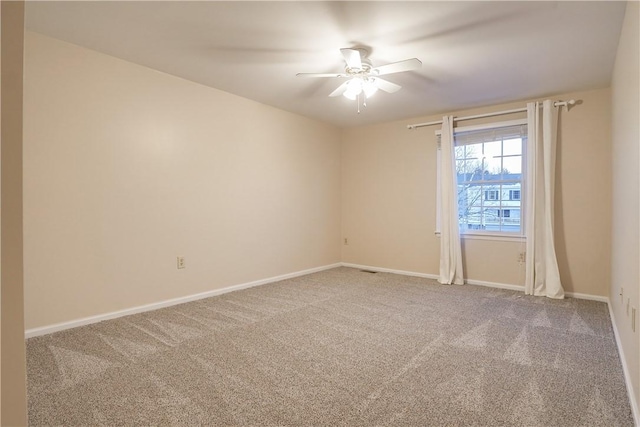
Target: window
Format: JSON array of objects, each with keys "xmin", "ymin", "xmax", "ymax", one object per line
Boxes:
[
  {"xmin": 437, "ymin": 120, "xmax": 527, "ymax": 236},
  {"xmin": 484, "ymin": 190, "xmax": 499, "ymax": 201}
]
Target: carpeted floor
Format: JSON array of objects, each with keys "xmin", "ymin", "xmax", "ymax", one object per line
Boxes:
[{"xmin": 27, "ymin": 267, "xmax": 634, "ymax": 426}]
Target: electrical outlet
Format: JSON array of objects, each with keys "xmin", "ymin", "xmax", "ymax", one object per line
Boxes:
[
  {"xmin": 344, "ymin": 238, "xmax": 348, "ymax": 245},
  {"xmin": 177, "ymin": 256, "xmax": 185, "ymax": 269}
]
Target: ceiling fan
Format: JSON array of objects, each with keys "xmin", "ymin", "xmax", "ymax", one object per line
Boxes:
[{"xmin": 297, "ymin": 48, "xmax": 422, "ymax": 108}]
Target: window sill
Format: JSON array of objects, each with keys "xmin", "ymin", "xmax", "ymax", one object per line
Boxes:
[{"xmin": 434, "ymin": 231, "xmax": 525, "ymax": 243}]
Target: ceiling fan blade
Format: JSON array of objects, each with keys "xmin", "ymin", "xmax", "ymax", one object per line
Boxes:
[
  {"xmin": 329, "ymin": 81, "xmax": 350, "ymax": 97},
  {"xmin": 296, "ymin": 72, "xmax": 348, "ymax": 78},
  {"xmin": 373, "ymin": 78, "xmax": 402, "ymax": 93},
  {"xmin": 373, "ymin": 58, "xmax": 422, "ymax": 76},
  {"xmin": 340, "ymin": 48, "xmax": 362, "ymax": 69}
]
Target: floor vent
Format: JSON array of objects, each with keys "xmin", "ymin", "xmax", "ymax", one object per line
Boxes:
[{"xmin": 360, "ymin": 270, "xmax": 378, "ymax": 274}]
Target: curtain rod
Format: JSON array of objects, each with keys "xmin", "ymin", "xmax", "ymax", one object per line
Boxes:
[{"xmin": 406, "ymin": 100, "xmax": 576, "ymax": 130}]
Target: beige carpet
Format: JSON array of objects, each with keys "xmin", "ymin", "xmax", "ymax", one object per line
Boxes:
[{"xmin": 27, "ymin": 267, "xmax": 634, "ymax": 426}]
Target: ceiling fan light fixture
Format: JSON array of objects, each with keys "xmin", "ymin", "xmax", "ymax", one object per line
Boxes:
[
  {"xmin": 343, "ymin": 91, "xmax": 358, "ymax": 101},
  {"xmin": 343, "ymin": 78, "xmax": 363, "ymax": 99},
  {"xmin": 363, "ymin": 78, "xmax": 378, "ymax": 98}
]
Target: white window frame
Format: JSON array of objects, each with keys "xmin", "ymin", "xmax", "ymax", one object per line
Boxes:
[{"xmin": 435, "ymin": 119, "xmax": 527, "ymax": 242}]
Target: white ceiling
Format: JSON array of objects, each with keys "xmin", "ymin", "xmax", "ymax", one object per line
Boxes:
[{"xmin": 26, "ymin": 1, "xmax": 626, "ymax": 128}]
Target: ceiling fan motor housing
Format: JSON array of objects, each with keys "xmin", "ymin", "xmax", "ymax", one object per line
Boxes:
[
  {"xmin": 346, "ymin": 61, "xmax": 374, "ymax": 76},
  {"xmin": 345, "ymin": 48, "xmax": 375, "ymax": 76}
]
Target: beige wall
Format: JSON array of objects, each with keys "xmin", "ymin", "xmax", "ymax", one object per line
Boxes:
[
  {"xmin": 1, "ymin": 1, "xmax": 28, "ymax": 425},
  {"xmin": 342, "ymin": 87, "xmax": 612, "ymax": 297},
  {"xmin": 611, "ymin": 1, "xmax": 639, "ymax": 416},
  {"xmin": 23, "ymin": 32, "xmax": 342, "ymax": 330}
]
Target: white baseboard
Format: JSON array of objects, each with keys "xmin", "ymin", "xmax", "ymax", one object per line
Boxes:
[
  {"xmin": 25, "ymin": 261, "xmax": 613, "ymax": 336},
  {"xmin": 341, "ymin": 263, "xmax": 440, "ymax": 280},
  {"xmin": 564, "ymin": 291, "xmax": 609, "ymax": 303},
  {"xmin": 25, "ymin": 263, "xmax": 342, "ymax": 339},
  {"xmin": 607, "ymin": 299, "xmax": 640, "ymax": 426},
  {"xmin": 340, "ymin": 263, "xmax": 610, "ymax": 302},
  {"xmin": 343, "ymin": 262, "xmax": 523, "ymax": 292},
  {"xmin": 465, "ymin": 278, "xmax": 523, "ymax": 292},
  {"xmin": 466, "ymin": 278, "xmax": 609, "ymax": 302},
  {"xmin": 342, "ymin": 263, "xmax": 522, "ymax": 292}
]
